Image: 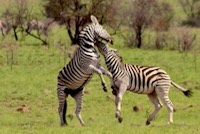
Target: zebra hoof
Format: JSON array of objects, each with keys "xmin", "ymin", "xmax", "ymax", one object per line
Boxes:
[
  {"xmin": 112, "ymin": 90, "xmax": 117, "ymax": 96},
  {"xmin": 60, "ymin": 122, "xmax": 67, "ymax": 127},
  {"xmin": 118, "ymin": 117, "xmax": 123, "ymax": 123},
  {"xmin": 103, "ymin": 87, "xmax": 108, "ymax": 92},
  {"xmin": 146, "ymin": 120, "xmax": 150, "ymax": 126},
  {"xmin": 81, "ymin": 122, "xmax": 86, "ymax": 126}
]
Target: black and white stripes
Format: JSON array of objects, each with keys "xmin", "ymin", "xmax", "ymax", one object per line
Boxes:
[
  {"xmin": 96, "ymin": 41, "xmax": 192, "ymax": 125},
  {"xmin": 57, "ymin": 15, "xmax": 113, "ymax": 126}
]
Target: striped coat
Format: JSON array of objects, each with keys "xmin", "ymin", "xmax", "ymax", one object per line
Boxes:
[
  {"xmin": 96, "ymin": 41, "xmax": 192, "ymax": 125},
  {"xmin": 57, "ymin": 15, "xmax": 113, "ymax": 126}
]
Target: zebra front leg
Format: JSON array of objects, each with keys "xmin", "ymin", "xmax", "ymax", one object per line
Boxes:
[
  {"xmin": 99, "ymin": 66, "xmax": 112, "ymax": 78},
  {"xmin": 115, "ymin": 83, "xmax": 127, "ymax": 123},
  {"xmin": 99, "ymin": 66, "xmax": 114, "ymax": 92},
  {"xmin": 89, "ymin": 65, "xmax": 108, "ymax": 92},
  {"xmin": 57, "ymin": 86, "xmax": 68, "ymax": 126},
  {"xmin": 71, "ymin": 89, "xmax": 85, "ymax": 126},
  {"xmin": 100, "ymin": 75, "xmax": 108, "ymax": 92}
]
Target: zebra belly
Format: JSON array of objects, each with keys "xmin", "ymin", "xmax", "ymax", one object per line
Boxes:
[
  {"xmin": 128, "ymin": 86, "xmax": 154, "ymax": 94},
  {"xmin": 58, "ymin": 72, "xmax": 93, "ymax": 90}
]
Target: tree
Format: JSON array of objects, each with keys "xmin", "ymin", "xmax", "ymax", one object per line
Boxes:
[
  {"xmin": 152, "ymin": 2, "xmax": 174, "ymax": 31},
  {"xmin": 126, "ymin": 0, "xmax": 156, "ymax": 48},
  {"xmin": 122, "ymin": 0, "xmax": 174, "ymax": 48},
  {"xmin": 2, "ymin": 0, "xmax": 53, "ymax": 45},
  {"xmin": 44, "ymin": 0, "xmax": 119, "ymax": 45},
  {"xmin": 2, "ymin": 0, "xmax": 31, "ymax": 41},
  {"xmin": 179, "ymin": 0, "xmax": 200, "ymax": 26}
]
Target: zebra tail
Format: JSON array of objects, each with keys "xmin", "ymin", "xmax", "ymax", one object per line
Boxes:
[{"xmin": 171, "ymin": 81, "xmax": 192, "ymax": 97}]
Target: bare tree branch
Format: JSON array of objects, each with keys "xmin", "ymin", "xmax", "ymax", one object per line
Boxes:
[{"xmin": 44, "ymin": 0, "xmax": 120, "ymax": 45}]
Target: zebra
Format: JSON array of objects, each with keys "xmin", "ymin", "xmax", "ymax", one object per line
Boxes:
[
  {"xmin": 57, "ymin": 15, "xmax": 113, "ymax": 126},
  {"xmin": 0, "ymin": 19, "xmax": 10, "ymax": 36},
  {"xmin": 96, "ymin": 41, "xmax": 192, "ymax": 125},
  {"xmin": 26, "ymin": 18, "xmax": 54, "ymax": 36}
]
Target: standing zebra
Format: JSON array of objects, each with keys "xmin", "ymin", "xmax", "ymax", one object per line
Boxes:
[
  {"xmin": 57, "ymin": 15, "xmax": 113, "ymax": 126},
  {"xmin": 96, "ymin": 41, "xmax": 192, "ymax": 125},
  {"xmin": 0, "ymin": 19, "xmax": 10, "ymax": 36}
]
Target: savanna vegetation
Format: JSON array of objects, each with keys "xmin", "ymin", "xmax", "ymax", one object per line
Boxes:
[{"xmin": 0, "ymin": 0, "xmax": 200, "ymax": 133}]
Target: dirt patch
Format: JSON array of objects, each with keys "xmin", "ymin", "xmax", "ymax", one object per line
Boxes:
[{"xmin": 16, "ymin": 104, "xmax": 31, "ymax": 113}]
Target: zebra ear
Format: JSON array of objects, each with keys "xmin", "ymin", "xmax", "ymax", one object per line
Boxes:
[{"xmin": 90, "ymin": 15, "xmax": 99, "ymax": 25}]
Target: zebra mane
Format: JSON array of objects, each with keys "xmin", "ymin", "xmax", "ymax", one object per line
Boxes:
[
  {"xmin": 109, "ymin": 49, "xmax": 123, "ymax": 63},
  {"xmin": 96, "ymin": 40, "xmax": 123, "ymax": 63}
]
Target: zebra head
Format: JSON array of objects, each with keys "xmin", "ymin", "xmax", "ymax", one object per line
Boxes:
[{"xmin": 90, "ymin": 15, "xmax": 113, "ymax": 45}]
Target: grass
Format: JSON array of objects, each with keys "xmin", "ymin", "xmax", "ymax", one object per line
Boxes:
[
  {"xmin": 0, "ymin": 0, "xmax": 200, "ymax": 133},
  {"xmin": 0, "ymin": 44, "xmax": 200, "ymax": 134}
]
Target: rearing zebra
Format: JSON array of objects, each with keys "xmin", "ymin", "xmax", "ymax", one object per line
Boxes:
[
  {"xmin": 57, "ymin": 15, "xmax": 113, "ymax": 126},
  {"xmin": 96, "ymin": 41, "xmax": 192, "ymax": 125}
]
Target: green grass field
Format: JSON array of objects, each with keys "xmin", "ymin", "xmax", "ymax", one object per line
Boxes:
[
  {"xmin": 1, "ymin": 0, "xmax": 200, "ymax": 133},
  {"xmin": 0, "ymin": 44, "xmax": 200, "ymax": 134}
]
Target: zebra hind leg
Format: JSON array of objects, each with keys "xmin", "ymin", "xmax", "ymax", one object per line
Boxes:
[
  {"xmin": 63, "ymin": 100, "xmax": 67, "ymax": 125},
  {"xmin": 57, "ymin": 87, "xmax": 68, "ymax": 126},
  {"xmin": 146, "ymin": 92, "xmax": 163, "ymax": 125},
  {"xmin": 156, "ymin": 87, "xmax": 174, "ymax": 124},
  {"xmin": 115, "ymin": 95, "xmax": 123, "ymax": 123},
  {"xmin": 71, "ymin": 88, "xmax": 85, "ymax": 126}
]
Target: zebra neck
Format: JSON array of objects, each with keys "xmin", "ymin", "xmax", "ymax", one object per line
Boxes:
[
  {"xmin": 98, "ymin": 44, "xmax": 110, "ymax": 56},
  {"xmin": 105, "ymin": 53, "xmax": 123, "ymax": 71},
  {"xmin": 80, "ymin": 45, "xmax": 95, "ymax": 52},
  {"xmin": 80, "ymin": 45, "xmax": 99, "ymax": 58},
  {"xmin": 79, "ymin": 24, "xmax": 95, "ymax": 48}
]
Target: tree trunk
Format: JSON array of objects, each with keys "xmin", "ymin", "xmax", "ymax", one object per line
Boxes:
[
  {"xmin": 13, "ymin": 26, "xmax": 18, "ymax": 41},
  {"xmin": 135, "ymin": 26, "xmax": 142, "ymax": 48}
]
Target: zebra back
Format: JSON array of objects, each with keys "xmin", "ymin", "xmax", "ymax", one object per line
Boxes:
[{"xmin": 96, "ymin": 41, "xmax": 171, "ymax": 94}]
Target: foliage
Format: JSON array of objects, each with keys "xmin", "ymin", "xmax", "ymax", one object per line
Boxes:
[
  {"xmin": 1, "ymin": 0, "xmax": 54, "ymax": 45},
  {"xmin": 2, "ymin": 0, "xmax": 31, "ymax": 40},
  {"xmin": 122, "ymin": 0, "xmax": 174, "ymax": 48},
  {"xmin": 128, "ymin": 0, "xmax": 156, "ymax": 48},
  {"xmin": 176, "ymin": 27, "xmax": 197, "ymax": 52},
  {"xmin": 0, "ymin": 0, "xmax": 199, "ymax": 51},
  {"xmin": 152, "ymin": 1, "xmax": 174, "ymax": 31},
  {"xmin": 43, "ymin": 0, "xmax": 119, "ymax": 45},
  {"xmin": 179, "ymin": 0, "xmax": 200, "ymax": 27},
  {"xmin": 0, "ymin": 37, "xmax": 19, "ymax": 70}
]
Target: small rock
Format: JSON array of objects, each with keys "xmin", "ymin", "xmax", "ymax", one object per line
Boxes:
[
  {"xmin": 16, "ymin": 105, "xmax": 30, "ymax": 113},
  {"xmin": 133, "ymin": 105, "xmax": 143, "ymax": 112}
]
